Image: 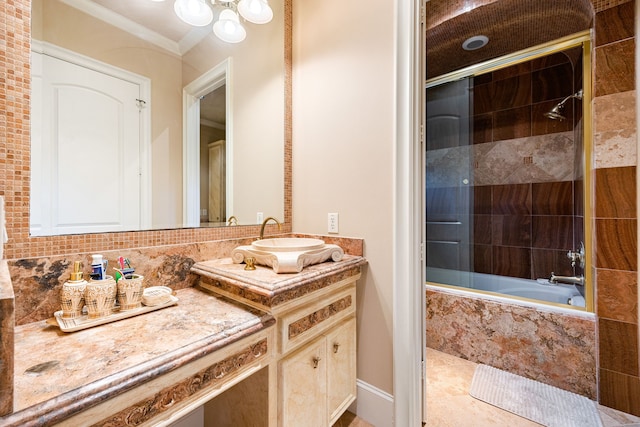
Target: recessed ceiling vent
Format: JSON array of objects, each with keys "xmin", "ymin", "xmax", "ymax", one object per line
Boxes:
[{"xmin": 462, "ymin": 35, "xmax": 489, "ymax": 51}]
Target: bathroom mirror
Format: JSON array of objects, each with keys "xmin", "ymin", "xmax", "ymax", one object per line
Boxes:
[{"xmin": 29, "ymin": 0, "xmax": 285, "ymax": 236}]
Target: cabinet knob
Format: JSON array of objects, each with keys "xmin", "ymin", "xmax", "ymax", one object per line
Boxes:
[
  {"xmin": 333, "ymin": 343, "xmax": 340, "ymax": 353},
  {"xmin": 312, "ymin": 356, "xmax": 321, "ymax": 369}
]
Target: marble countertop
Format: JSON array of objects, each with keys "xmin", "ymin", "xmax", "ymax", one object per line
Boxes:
[
  {"xmin": 191, "ymin": 255, "xmax": 367, "ymax": 308},
  {"xmin": 2, "ymin": 287, "xmax": 274, "ymax": 426}
]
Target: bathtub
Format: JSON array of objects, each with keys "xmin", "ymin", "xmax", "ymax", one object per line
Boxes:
[{"xmin": 426, "ymin": 267, "xmax": 585, "ymax": 307}]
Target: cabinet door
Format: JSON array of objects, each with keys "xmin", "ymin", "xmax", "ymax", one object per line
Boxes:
[
  {"xmin": 326, "ymin": 317, "xmax": 357, "ymax": 422},
  {"xmin": 279, "ymin": 337, "xmax": 327, "ymax": 427}
]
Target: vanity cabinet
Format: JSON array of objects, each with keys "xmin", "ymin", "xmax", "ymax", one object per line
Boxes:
[
  {"xmin": 279, "ymin": 317, "xmax": 356, "ymax": 427},
  {"xmin": 191, "ymin": 255, "xmax": 365, "ymax": 427}
]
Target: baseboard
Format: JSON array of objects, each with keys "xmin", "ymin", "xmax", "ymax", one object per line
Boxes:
[{"xmin": 349, "ymin": 379, "xmax": 394, "ymax": 426}]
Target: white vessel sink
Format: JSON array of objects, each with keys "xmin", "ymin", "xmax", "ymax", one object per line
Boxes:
[
  {"xmin": 252, "ymin": 238, "xmax": 325, "ymax": 252},
  {"xmin": 232, "ymin": 238, "xmax": 344, "ymax": 273}
]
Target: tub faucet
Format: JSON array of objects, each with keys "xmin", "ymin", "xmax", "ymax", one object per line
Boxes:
[
  {"xmin": 258, "ymin": 217, "xmax": 281, "ymax": 240},
  {"xmin": 549, "ymin": 272, "xmax": 584, "ymax": 286}
]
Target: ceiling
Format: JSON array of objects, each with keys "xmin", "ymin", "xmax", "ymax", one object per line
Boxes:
[{"xmin": 426, "ymin": 0, "xmax": 594, "ymax": 80}]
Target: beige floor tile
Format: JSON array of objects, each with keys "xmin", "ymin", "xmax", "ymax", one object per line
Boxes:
[
  {"xmin": 599, "ymin": 405, "xmax": 640, "ymax": 426},
  {"xmin": 426, "ymin": 395, "xmax": 541, "ymax": 427}
]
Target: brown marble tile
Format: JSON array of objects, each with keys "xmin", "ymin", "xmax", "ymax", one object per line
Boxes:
[
  {"xmin": 492, "ymin": 246, "xmax": 531, "ymax": 278},
  {"xmin": 492, "ymin": 215, "xmax": 531, "ymax": 247},
  {"xmin": 599, "ymin": 318, "xmax": 639, "ymax": 376},
  {"xmin": 574, "ymin": 179, "xmax": 585, "ymax": 217},
  {"xmin": 531, "ymin": 51, "xmax": 572, "ymax": 71},
  {"xmin": 595, "ymin": 38, "xmax": 636, "ymax": 97},
  {"xmin": 532, "ymin": 181, "xmax": 573, "ymax": 215},
  {"xmin": 493, "ymin": 106, "xmax": 531, "ymax": 142},
  {"xmin": 426, "ymin": 288, "xmax": 597, "ymax": 398},
  {"xmin": 532, "ymin": 249, "xmax": 575, "ymax": 279},
  {"xmin": 599, "ymin": 369, "xmax": 640, "ymax": 417},
  {"xmin": 595, "ymin": 166, "xmax": 637, "ymax": 219},
  {"xmin": 473, "ymin": 215, "xmax": 492, "ymax": 245},
  {"xmin": 595, "ymin": 0, "xmax": 635, "ymax": 47},
  {"xmin": 473, "ymin": 245, "xmax": 492, "ymax": 274},
  {"xmin": 492, "ymin": 74, "xmax": 532, "ymax": 111},
  {"xmin": 597, "ymin": 268, "xmax": 638, "ymax": 323},
  {"xmin": 473, "ymin": 186, "xmax": 493, "ymax": 215},
  {"xmin": 532, "ymin": 63, "xmax": 574, "ymax": 103},
  {"xmin": 595, "ymin": 219, "xmax": 638, "ymax": 271},
  {"xmin": 493, "ymin": 61, "xmax": 532, "ymax": 81},
  {"xmin": 473, "ymin": 83, "xmax": 493, "ymax": 115},
  {"xmin": 492, "ymin": 184, "xmax": 532, "ymax": 215},
  {"xmin": 531, "ymin": 216, "xmax": 574, "ymax": 249},
  {"xmin": 473, "ymin": 114, "xmax": 493, "ymax": 145}
]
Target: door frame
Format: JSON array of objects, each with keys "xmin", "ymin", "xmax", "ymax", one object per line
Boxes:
[
  {"xmin": 393, "ymin": 0, "xmax": 425, "ymax": 425},
  {"xmin": 183, "ymin": 59, "xmax": 233, "ymax": 227}
]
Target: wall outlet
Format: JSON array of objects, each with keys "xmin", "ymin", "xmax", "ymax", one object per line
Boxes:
[
  {"xmin": 257, "ymin": 212, "xmax": 264, "ymax": 224},
  {"xmin": 328, "ymin": 213, "xmax": 339, "ymax": 234},
  {"xmin": 201, "ymin": 209, "xmax": 208, "ymax": 217}
]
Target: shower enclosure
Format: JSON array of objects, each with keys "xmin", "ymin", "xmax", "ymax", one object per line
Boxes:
[{"xmin": 425, "ymin": 32, "xmax": 593, "ymax": 311}]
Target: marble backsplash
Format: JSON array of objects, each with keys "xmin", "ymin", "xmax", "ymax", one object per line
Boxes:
[
  {"xmin": 426, "ymin": 287, "xmax": 597, "ymax": 399},
  {"xmin": 7, "ymin": 234, "xmax": 364, "ymax": 326}
]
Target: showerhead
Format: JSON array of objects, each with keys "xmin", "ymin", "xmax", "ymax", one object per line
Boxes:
[
  {"xmin": 544, "ymin": 105, "xmax": 566, "ymax": 121},
  {"xmin": 544, "ymin": 89, "xmax": 583, "ymax": 121}
]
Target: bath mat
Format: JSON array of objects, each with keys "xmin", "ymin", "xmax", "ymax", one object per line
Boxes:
[{"xmin": 469, "ymin": 364, "xmax": 603, "ymax": 427}]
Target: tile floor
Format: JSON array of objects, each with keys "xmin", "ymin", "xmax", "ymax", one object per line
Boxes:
[
  {"xmin": 426, "ymin": 348, "xmax": 640, "ymax": 427},
  {"xmin": 334, "ymin": 348, "xmax": 640, "ymax": 426}
]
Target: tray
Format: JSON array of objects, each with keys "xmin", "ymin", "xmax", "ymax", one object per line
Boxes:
[{"xmin": 50, "ymin": 295, "xmax": 179, "ymax": 332}]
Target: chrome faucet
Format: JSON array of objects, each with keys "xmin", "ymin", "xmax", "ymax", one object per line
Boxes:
[
  {"xmin": 549, "ymin": 272, "xmax": 584, "ymax": 286},
  {"xmin": 258, "ymin": 217, "xmax": 281, "ymax": 240}
]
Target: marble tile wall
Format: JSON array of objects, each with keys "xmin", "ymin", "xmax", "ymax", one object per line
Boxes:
[
  {"xmin": 593, "ymin": 0, "xmax": 639, "ymax": 415},
  {"xmin": 0, "ymin": 262, "xmax": 15, "ymax": 416}
]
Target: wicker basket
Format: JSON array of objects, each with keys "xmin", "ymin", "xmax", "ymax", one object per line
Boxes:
[
  {"xmin": 117, "ymin": 274, "xmax": 144, "ymax": 310},
  {"xmin": 85, "ymin": 276, "xmax": 117, "ymax": 319}
]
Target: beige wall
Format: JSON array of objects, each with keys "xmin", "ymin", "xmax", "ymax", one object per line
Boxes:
[{"xmin": 293, "ymin": 0, "xmax": 396, "ymax": 393}]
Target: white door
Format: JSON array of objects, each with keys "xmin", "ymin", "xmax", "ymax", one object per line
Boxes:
[{"xmin": 31, "ymin": 52, "xmax": 142, "ymax": 236}]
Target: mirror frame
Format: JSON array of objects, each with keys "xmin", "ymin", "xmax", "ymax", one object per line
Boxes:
[{"xmin": 2, "ymin": 0, "xmax": 292, "ymax": 260}]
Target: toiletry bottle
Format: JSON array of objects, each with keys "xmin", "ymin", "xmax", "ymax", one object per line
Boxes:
[
  {"xmin": 91, "ymin": 254, "xmax": 105, "ymax": 280},
  {"xmin": 60, "ymin": 261, "xmax": 87, "ymax": 318}
]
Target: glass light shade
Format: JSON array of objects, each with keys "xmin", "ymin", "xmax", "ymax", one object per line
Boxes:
[
  {"xmin": 213, "ymin": 9, "xmax": 247, "ymax": 43},
  {"xmin": 174, "ymin": 0, "xmax": 213, "ymax": 26},
  {"xmin": 237, "ymin": 0, "xmax": 273, "ymax": 24}
]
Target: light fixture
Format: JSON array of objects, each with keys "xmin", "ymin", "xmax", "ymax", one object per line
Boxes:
[
  {"xmin": 237, "ymin": 0, "xmax": 273, "ymax": 24},
  {"xmin": 174, "ymin": 0, "xmax": 213, "ymax": 27},
  {"xmin": 172, "ymin": 0, "xmax": 273, "ymax": 43},
  {"xmin": 213, "ymin": 9, "xmax": 247, "ymax": 43}
]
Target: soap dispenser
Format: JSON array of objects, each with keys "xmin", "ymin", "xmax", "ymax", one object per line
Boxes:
[{"xmin": 60, "ymin": 261, "xmax": 87, "ymax": 319}]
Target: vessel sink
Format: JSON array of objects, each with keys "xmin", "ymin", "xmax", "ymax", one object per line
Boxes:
[
  {"xmin": 252, "ymin": 238, "xmax": 325, "ymax": 252},
  {"xmin": 232, "ymin": 238, "xmax": 344, "ymax": 273}
]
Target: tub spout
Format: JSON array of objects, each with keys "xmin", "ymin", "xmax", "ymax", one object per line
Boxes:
[{"xmin": 549, "ymin": 272, "xmax": 584, "ymax": 286}]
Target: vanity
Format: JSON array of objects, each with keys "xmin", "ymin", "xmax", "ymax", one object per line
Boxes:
[{"xmin": 0, "ymin": 254, "xmax": 366, "ymax": 427}]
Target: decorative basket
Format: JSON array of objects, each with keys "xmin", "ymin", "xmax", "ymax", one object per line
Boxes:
[
  {"xmin": 85, "ymin": 276, "xmax": 117, "ymax": 319},
  {"xmin": 117, "ymin": 274, "xmax": 144, "ymax": 311}
]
